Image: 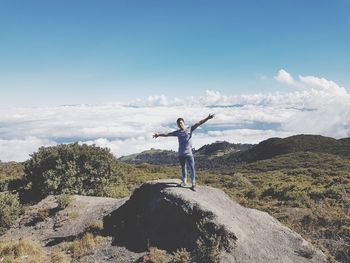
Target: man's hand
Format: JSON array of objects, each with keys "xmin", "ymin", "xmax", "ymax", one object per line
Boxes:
[{"xmin": 207, "ymin": 113, "xmax": 215, "ymax": 120}]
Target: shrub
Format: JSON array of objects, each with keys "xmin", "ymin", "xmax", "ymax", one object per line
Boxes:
[
  {"xmin": 195, "ymin": 233, "xmax": 221, "ymax": 263},
  {"xmin": 194, "ymin": 221, "xmax": 224, "ymax": 263},
  {"xmin": 24, "ymin": 143, "xmax": 124, "ymax": 197},
  {"xmin": 171, "ymin": 248, "xmax": 192, "ymax": 263},
  {"xmin": 57, "ymin": 194, "xmax": 73, "ymax": 210},
  {"xmin": 0, "ymin": 193, "xmax": 21, "ymax": 235},
  {"xmin": 143, "ymin": 247, "xmax": 169, "ymax": 263}
]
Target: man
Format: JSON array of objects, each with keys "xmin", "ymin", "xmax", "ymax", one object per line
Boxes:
[{"xmin": 153, "ymin": 113, "xmax": 215, "ymax": 191}]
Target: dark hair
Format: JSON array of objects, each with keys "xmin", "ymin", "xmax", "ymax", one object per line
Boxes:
[{"xmin": 177, "ymin": 118, "xmax": 184, "ymax": 127}]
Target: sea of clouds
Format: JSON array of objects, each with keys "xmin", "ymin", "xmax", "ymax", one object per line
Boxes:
[{"xmin": 1, "ymin": 69, "xmax": 349, "ymax": 162}]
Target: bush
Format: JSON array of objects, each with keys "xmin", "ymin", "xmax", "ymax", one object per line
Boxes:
[
  {"xmin": 194, "ymin": 221, "xmax": 225, "ymax": 263},
  {"xmin": 0, "ymin": 193, "xmax": 21, "ymax": 235},
  {"xmin": 24, "ymin": 143, "xmax": 124, "ymax": 197},
  {"xmin": 143, "ymin": 247, "xmax": 169, "ymax": 263},
  {"xmin": 57, "ymin": 194, "xmax": 73, "ymax": 210},
  {"xmin": 171, "ymin": 248, "xmax": 192, "ymax": 263}
]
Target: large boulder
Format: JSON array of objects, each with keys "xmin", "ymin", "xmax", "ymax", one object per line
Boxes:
[{"xmin": 104, "ymin": 179, "xmax": 327, "ymax": 263}]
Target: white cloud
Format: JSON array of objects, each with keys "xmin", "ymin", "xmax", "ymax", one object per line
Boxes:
[
  {"xmin": 274, "ymin": 69, "xmax": 300, "ymax": 87},
  {"xmin": 299, "ymin": 75, "xmax": 347, "ymax": 95},
  {"xmin": 0, "ymin": 137, "xmax": 56, "ymax": 162},
  {"xmin": 274, "ymin": 69, "xmax": 347, "ymax": 96},
  {"xmin": 0, "ymin": 71, "xmax": 349, "ymax": 162}
]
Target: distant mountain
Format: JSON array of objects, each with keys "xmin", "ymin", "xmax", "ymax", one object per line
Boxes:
[
  {"xmin": 195, "ymin": 141, "xmax": 252, "ymax": 158},
  {"xmin": 119, "ymin": 135, "xmax": 350, "ymax": 170},
  {"xmin": 118, "ymin": 141, "xmax": 254, "ymax": 167},
  {"xmin": 119, "ymin": 149, "xmax": 178, "ymax": 165},
  {"xmin": 237, "ymin": 134, "xmax": 350, "ymax": 163}
]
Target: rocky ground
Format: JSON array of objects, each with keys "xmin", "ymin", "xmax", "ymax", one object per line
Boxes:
[{"xmin": 1, "ymin": 179, "xmax": 329, "ymax": 262}]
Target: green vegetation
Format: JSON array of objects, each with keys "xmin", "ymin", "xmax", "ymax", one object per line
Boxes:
[
  {"xmin": 119, "ymin": 148, "xmax": 178, "ymax": 165},
  {"xmin": 171, "ymin": 248, "xmax": 191, "ymax": 263},
  {"xmin": 24, "ymin": 143, "xmax": 125, "ymax": 197},
  {"xmin": 0, "ymin": 193, "xmax": 21, "ymax": 235},
  {"xmin": 194, "ymin": 221, "xmax": 224, "ymax": 263},
  {"xmin": 196, "ymin": 151, "xmax": 350, "ymax": 263},
  {"xmin": 143, "ymin": 247, "xmax": 169, "ymax": 263},
  {"xmin": 1, "ymin": 135, "xmax": 349, "ymax": 262},
  {"xmin": 143, "ymin": 247, "xmax": 192, "ymax": 263},
  {"xmin": 118, "ymin": 150, "xmax": 350, "ymax": 262},
  {"xmin": 0, "ymin": 161, "xmax": 25, "ymax": 192}
]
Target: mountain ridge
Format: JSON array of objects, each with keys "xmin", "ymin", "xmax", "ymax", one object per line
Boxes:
[{"xmin": 119, "ymin": 134, "xmax": 350, "ymax": 168}]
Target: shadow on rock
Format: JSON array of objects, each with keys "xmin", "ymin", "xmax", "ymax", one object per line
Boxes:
[{"xmin": 103, "ymin": 182, "xmax": 221, "ymax": 253}]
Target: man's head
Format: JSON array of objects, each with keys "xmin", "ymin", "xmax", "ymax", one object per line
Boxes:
[{"xmin": 177, "ymin": 117, "xmax": 185, "ymax": 129}]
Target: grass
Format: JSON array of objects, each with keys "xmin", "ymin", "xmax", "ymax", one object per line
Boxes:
[
  {"xmin": 0, "ymin": 239, "xmax": 48, "ymax": 263},
  {"xmin": 1, "ymin": 150, "xmax": 349, "ymax": 262},
  {"xmin": 64, "ymin": 232, "xmax": 103, "ymax": 259},
  {"xmin": 0, "ymin": 239, "xmax": 72, "ymax": 263},
  {"xmin": 57, "ymin": 194, "xmax": 73, "ymax": 210},
  {"xmin": 119, "ymin": 152, "xmax": 350, "ymax": 262}
]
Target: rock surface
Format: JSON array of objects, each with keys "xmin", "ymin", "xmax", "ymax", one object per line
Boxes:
[
  {"xmin": 1, "ymin": 195, "xmax": 126, "ymax": 245},
  {"xmin": 104, "ymin": 179, "xmax": 328, "ymax": 263},
  {"xmin": 1, "ymin": 179, "xmax": 328, "ymax": 262},
  {"xmin": 0, "ymin": 194, "xmax": 143, "ymax": 262}
]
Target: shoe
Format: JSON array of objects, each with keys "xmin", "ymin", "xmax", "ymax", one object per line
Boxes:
[
  {"xmin": 190, "ymin": 185, "xmax": 197, "ymax": 192},
  {"xmin": 179, "ymin": 182, "xmax": 187, "ymax": 187}
]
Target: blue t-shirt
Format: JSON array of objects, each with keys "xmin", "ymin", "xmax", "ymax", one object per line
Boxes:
[{"xmin": 169, "ymin": 125, "xmax": 197, "ymax": 156}]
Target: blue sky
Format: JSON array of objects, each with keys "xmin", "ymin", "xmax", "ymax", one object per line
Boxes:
[
  {"xmin": 1, "ymin": 0, "xmax": 350, "ymax": 161},
  {"xmin": 1, "ymin": 0, "xmax": 349, "ymax": 106}
]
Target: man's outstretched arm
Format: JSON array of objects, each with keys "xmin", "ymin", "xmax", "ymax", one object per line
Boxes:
[
  {"xmin": 153, "ymin": 132, "xmax": 176, "ymax": 138},
  {"xmin": 191, "ymin": 113, "xmax": 215, "ymax": 131}
]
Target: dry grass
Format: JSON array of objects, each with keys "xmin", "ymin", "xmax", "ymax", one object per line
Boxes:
[
  {"xmin": 0, "ymin": 239, "xmax": 48, "ymax": 263},
  {"xmin": 64, "ymin": 232, "xmax": 103, "ymax": 259},
  {"xmin": 50, "ymin": 250, "xmax": 71, "ymax": 263},
  {"xmin": 85, "ymin": 219, "xmax": 104, "ymax": 235},
  {"xmin": 36, "ymin": 205, "xmax": 50, "ymax": 222}
]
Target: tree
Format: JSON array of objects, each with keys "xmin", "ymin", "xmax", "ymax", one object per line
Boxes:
[{"xmin": 24, "ymin": 143, "xmax": 123, "ymax": 197}]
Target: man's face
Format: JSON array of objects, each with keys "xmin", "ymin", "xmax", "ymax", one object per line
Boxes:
[{"xmin": 178, "ymin": 119, "xmax": 185, "ymax": 129}]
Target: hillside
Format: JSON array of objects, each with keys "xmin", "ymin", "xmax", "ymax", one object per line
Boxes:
[
  {"xmin": 118, "ymin": 141, "xmax": 254, "ymax": 167},
  {"xmin": 119, "ymin": 135, "xmax": 350, "ymax": 169},
  {"xmin": 119, "ymin": 149, "xmax": 178, "ymax": 165},
  {"xmin": 1, "ymin": 180, "xmax": 327, "ymax": 263},
  {"xmin": 1, "ymin": 135, "xmax": 349, "ymax": 262},
  {"xmin": 237, "ymin": 134, "xmax": 350, "ymax": 163},
  {"xmin": 201, "ymin": 134, "xmax": 350, "ymax": 169}
]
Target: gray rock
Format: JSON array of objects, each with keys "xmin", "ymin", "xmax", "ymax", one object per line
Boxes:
[{"xmin": 104, "ymin": 179, "xmax": 327, "ymax": 263}]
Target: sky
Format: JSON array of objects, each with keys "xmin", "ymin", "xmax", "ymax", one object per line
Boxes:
[{"xmin": 0, "ymin": 0, "xmax": 350, "ymax": 161}]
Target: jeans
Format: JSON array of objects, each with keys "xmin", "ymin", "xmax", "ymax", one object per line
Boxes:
[{"xmin": 178, "ymin": 155, "xmax": 196, "ymax": 185}]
